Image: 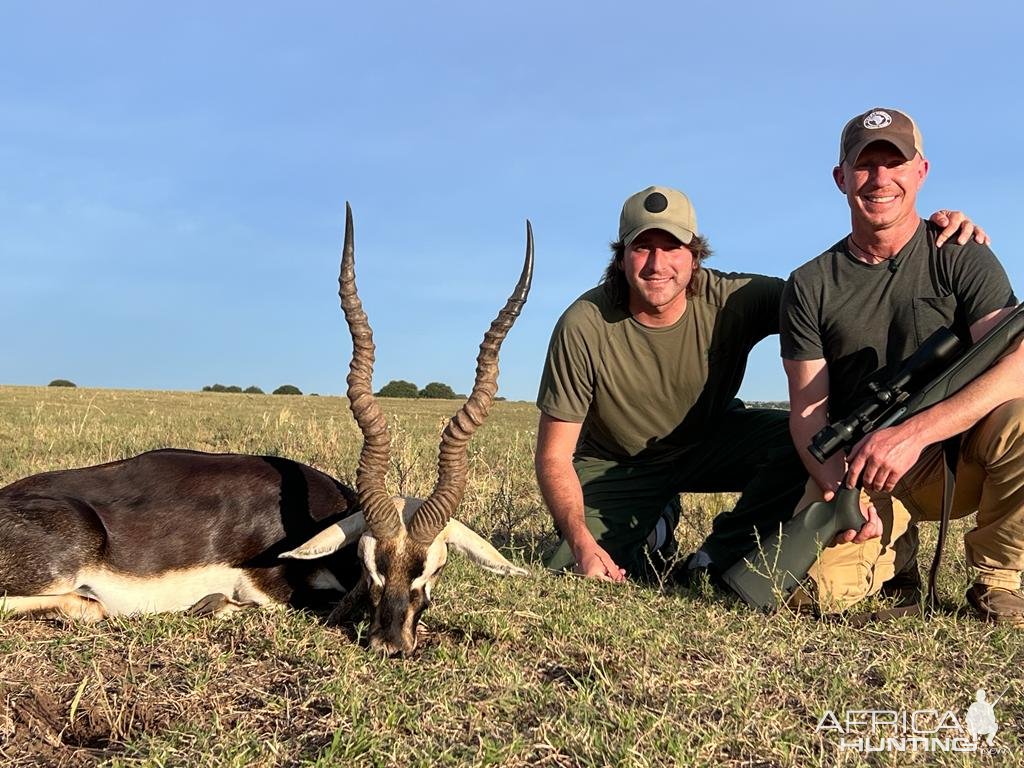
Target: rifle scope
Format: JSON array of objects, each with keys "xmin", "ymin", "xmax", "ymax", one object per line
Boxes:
[{"xmin": 809, "ymin": 327, "xmax": 963, "ymax": 463}]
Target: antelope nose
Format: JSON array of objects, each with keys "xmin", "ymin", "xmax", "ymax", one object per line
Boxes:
[{"xmin": 369, "ymin": 634, "xmax": 415, "ymax": 657}]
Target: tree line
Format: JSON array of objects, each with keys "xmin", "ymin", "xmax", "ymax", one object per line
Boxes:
[
  {"xmin": 203, "ymin": 380, "xmax": 466, "ymax": 398},
  {"xmin": 202, "ymin": 384, "xmax": 304, "ymax": 395},
  {"xmin": 376, "ymin": 380, "xmax": 462, "ymax": 399},
  {"xmin": 46, "ymin": 380, "xmax": 304, "ymax": 395},
  {"xmin": 45, "ymin": 378, "xmax": 470, "ymax": 400}
]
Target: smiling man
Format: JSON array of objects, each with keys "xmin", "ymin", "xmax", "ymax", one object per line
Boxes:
[
  {"xmin": 536, "ymin": 182, "xmax": 990, "ymax": 588},
  {"xmin": 537, "ymin": 186, "xmax": 806, "ymax": 583},
  {"xmin": 781, "ymin": 108, "xmax": 1024, "ymax": 623}
]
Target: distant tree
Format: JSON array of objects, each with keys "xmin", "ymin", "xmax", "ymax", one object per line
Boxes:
[
  {"xmin": 377, "ymin": 379, "xmax": 419, "ymax": 398},
  {"xmin": 202, "ymin": 383, "xmax": 237, "ymax": 393},
  {"xmin": 48, "ymin": 379, "xmax": 77, "ymax": 388},
  {"xmin": 244, "ymin": 386, "xmax": 265, "ymax": 395},
  {"xmin": 273, "ymin": 384, "xmax": 302, "ymax": 395},
  {"xmin": 419, "ymin": 381, "xmax": 458, "ymax": 399}
]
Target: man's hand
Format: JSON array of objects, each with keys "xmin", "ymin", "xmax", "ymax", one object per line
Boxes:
[
  {"xmin": 572, "ymin": 541, "xmax": 627, "ymax": 582},
  {"xmin": 536, "ymin": 414, "xmax": 628, "ymax": 581},
  {"xmin": 846, "ymin": 423, "xmax": 925, "ymax": 493},
  {"xmin": 929, "ymin": 209, "xmax": 991, "ymax": 247},
  {"xmin": 824, "ymin": 489, "xmax": 883, "ymax": 545}
]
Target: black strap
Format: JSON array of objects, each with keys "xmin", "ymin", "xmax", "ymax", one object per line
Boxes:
[{"xmin": 926, "ymin": 436, "xmax": 961, "ymax": 615}]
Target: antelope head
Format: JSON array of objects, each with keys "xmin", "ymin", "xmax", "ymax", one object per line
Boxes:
[{"xmin": 282, "ymin": 204, "xmax": 533, "ymax": 655}]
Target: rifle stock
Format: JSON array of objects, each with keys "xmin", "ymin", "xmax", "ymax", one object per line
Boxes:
[
  {"xmin": 722, "ymin": 487, "xmax": 864, "ymax": 609},
  {"xmin": 725, "ymin": 303, "xmax": 1024, "ymax": 611}
]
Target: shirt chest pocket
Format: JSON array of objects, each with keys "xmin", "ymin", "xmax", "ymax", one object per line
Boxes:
[{"xmin": 913, "ymin": 295, "xmax": 957, "ymax": 344}]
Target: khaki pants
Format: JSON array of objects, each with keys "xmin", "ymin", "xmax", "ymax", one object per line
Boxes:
[{"xmin": 805, "ymin": 399, "xmax": 1024, "ymax": 610}]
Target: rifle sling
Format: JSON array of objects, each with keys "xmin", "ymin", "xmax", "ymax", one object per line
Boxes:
[{"xmin": 927, "ymin": 435, "xmax": 961, "ymax": 614}]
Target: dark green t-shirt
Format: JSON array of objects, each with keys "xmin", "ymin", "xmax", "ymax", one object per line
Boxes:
[
  {"xmin": 780, "ymin": 219, "xmax": 1016, "ymax": 420},
  {"xmin": 537, "ymin": 268, "xmax": 784, "ymax": 463}
]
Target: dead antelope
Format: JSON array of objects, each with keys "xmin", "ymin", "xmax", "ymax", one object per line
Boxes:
[{"xmin": 0, "ymin": 204, "xmax": 533, "ymax": 655}]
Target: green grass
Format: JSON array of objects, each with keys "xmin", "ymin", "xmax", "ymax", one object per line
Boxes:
[{"xmin": 0, "ymin": 385, "xmax": 1021, "ymax": 767}]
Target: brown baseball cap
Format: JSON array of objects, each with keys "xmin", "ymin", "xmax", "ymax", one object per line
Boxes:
[
  {"xmin": 839, "ymin": 107, "xmax": 924, "ymax": 165},
  {"xmin": 619, "ymin": 185, "xmax": 697, "ymax": 247}
]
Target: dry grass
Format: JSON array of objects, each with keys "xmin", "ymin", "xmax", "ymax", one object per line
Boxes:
[{"xmin": 0, "ymin": 385, "xmax": 1021, "ymax": 767}]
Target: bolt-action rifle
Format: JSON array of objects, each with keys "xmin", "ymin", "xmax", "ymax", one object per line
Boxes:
[{"xmin": 723, "ymin": 302, "xmax": 1024, "ymax": 611}]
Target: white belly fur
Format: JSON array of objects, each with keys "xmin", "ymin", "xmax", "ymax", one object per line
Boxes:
[{"xmin": 74, "ymin": 565, "xmax": 275, "ymax": 616}]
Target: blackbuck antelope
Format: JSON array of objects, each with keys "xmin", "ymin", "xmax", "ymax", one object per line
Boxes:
[{"xmin": 0, "ymin": 204, "xmax": 532, "ymax": 655}]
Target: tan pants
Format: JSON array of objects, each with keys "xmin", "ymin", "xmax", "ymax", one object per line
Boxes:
[{"xmin": 805, "ymin": 399, "xmax": 1024, "ymax": 610}]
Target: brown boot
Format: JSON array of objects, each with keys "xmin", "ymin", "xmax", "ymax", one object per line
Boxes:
[{"xmin": 966, "ymin": 584, "xmax": 1024, "ymax": 627}]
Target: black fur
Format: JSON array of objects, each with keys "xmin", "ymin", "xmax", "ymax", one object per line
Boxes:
[{"xmin": 0, "ymin": 449, "xmax": 363, "ymax": 604}]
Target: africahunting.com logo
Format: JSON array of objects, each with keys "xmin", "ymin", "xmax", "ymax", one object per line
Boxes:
[{"xmin": 816, "ymin": 687, "xmax": 1005, "ymax": 753}]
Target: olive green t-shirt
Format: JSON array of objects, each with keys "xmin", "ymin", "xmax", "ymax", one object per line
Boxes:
[
  {"xmin": 780, "ymin": 219, "xmax": 1016, "ymax": 420},
  {"xmin": 536, "ymin": 268, "xmax": 784, "ymax": 463}
]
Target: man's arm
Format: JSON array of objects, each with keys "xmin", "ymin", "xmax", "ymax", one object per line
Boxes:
[
  {"xmin": 784, "ymin": 358, "xmax": 882, "ymax": 544},
  {"xmin": 784, "ymin": 358, "xmax": 844, "ymax": 493},
  {"xmin": 534, "ymin": 413, "xmax": 626, "ymax": 582},
  {"xmin": 847, "ymin": 306, "xmax": 1024, "ymax": 492}
]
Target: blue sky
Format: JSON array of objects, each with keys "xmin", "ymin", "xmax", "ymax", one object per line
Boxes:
[{"xmin": 2, "ymin": 2, "xmax": 1021, "ymax": 402}]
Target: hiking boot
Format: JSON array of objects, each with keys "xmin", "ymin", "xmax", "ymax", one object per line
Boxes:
[
  {"xmin": 644, "ymin": 495, "xmax": 682, "ymax": 572},
  {"xmin": 880, "ymin": 557, "xmax": 922, "ymax": 605},
  {"xmin": 966, "ymin": 584, "xmax": 1024, "ymax": 627},
  {"xmin": 669, "ymin": 550, "xmax": 727, "ymax": 591},
  {"xmin": 881, "ymin": 525, "xmax": 921, "ymax": 604}
]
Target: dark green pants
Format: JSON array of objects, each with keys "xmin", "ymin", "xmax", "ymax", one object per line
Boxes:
[{"xmin": 545, "ymin": 405, "xmax": 807, "ymax": 578}]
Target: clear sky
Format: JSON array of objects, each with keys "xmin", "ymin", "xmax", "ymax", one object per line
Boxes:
[{"xmin": 2, "ymin": 2, "xmax": 1021, "ymax": 403}]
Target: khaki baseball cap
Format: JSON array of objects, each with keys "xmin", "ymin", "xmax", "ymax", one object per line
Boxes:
[
  {"xmin": 839, "ymin": 107, "xmax": 923, "ymax": 165},
  {"xmin": 619, "ymin": 186, "xmax": 697, "ymax": 247}
]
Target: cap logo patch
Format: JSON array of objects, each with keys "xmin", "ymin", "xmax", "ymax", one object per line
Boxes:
[
  {"xmin": 643, "ymin": 192, "xmax": 668, "ymax": 213},
  {"xmin": 863, "ymin": 110, "xmax": 892, "ymax": 130}
]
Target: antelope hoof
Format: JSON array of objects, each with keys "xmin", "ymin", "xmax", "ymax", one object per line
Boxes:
[{"xmin": 188, "ymin": 593, "xmax": 249, "ymax": 617}]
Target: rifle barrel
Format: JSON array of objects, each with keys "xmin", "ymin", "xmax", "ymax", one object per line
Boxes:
[{"xmin": 896, "ymin": 304, "xmax": 1024, "ymax": 425}]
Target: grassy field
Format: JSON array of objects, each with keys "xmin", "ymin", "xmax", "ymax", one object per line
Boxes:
[{"xmin": 0, "ymin": 385, "xmax": 1021, "ymax": 767}]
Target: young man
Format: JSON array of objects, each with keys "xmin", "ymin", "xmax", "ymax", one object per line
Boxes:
[
  {"xmin": 781, "ymin": 108, "xmax": 1024, "ymax": 624},
  {"xmin": 536, "ymin": 183, "xmax": 985, "ymax": 585}
]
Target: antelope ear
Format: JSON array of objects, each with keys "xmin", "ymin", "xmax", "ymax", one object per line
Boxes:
[
  {"xmin": 443, "ymin": 519, "xmax": 529, "ymax": 576},
  {"xmin": 280, "ymin": 512, "xmax": 367, "ymax": 559}
]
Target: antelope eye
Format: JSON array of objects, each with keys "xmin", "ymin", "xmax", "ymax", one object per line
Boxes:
[{"xmin": 411, "ymin": 587, "xmax": 429, "ymax": 609}]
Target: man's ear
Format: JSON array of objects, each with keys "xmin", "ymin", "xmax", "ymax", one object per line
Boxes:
[{"xmin": 832, "ymin": 164, "xmax": 847, "ymax": 194}]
